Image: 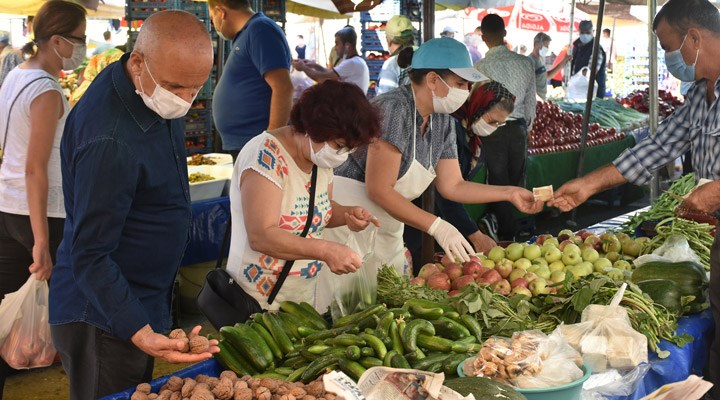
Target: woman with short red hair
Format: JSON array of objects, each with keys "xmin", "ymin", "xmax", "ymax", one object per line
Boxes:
[{"xmin": 227, "ymin": 79, "xmax": 381, "ymax": 310}]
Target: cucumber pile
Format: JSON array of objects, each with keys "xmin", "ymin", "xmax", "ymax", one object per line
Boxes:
[{"xmin": 212, "ymin": 299, "xmax": 486, "ymax": 383}]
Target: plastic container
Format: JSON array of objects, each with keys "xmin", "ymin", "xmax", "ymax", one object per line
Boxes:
[
  {"xmin": 458, "ymin": 358, "xmax": 592, "ymax": 400},
  {"xmin": 188, "ymin": 165, "xmax": 233, "ymax": 202},
  {"xmin": 186, "ymin": 153, "xmax": 233, "ymax": 166}
]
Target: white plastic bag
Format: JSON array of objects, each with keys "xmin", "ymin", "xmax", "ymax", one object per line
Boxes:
[
  {"xmin": 0, "ymin": 274, "xmax": 56, "ymax": 369},
  {"xmin": 290, "ymin": 68, "xmax": 315, "ymax": 102},
  {"xmin": 330, "ymin": 227, "xmax": 379, "ymax": 321},
  {"xmin": 633, "ymin": 234, "xmax": 702, "ymax": 267},
  {"xmin": 567, "ymin": 67, "xmax": 594, "ymax": 101},
  {"xmin": 559, "ymin": 284, "xmax": 648, "ymax": 373},
  {"xmin": 582, "ymin": 364, "xmax": 650, "ymax": 399}
]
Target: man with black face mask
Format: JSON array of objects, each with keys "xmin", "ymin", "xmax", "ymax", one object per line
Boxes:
[
  {"xmin": 570, "ymin": 20, "xmax": 606, "ymax": 98},
  {"xmin": 550, "ymin": 0, "xmax": 720, "ymax": 396}
]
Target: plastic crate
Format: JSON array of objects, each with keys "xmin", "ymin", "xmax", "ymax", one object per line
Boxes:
[
  {"xmin": 366, "ymin": 59, "xmax": 384, "ymax": 74},
  {"xmin": 184, "ymin": 108, "xmax": 213, "ymax": 136},
  {"xmin": 126, "ymin": 0, "xmax": 174, "ymax": 20},
  {"xmin": 186, "ymin": 134, "xmax": 214, "ymax": 155},
  {"xmin": 196, "ymin": 75, "xmax": 215, "ymax": 100},
  {"xmin": 261, "ymin": 0, "xmax": 286, "ymax": 23},
  {"xmin": 361, "ymin": 30, "xmax": 385, "ymax": 52},
  {"xmin": 177, "ymin": 0, "xmax": 209, "ymax": 19},
  {"xmin": 99, "ymin": 359, "xmax": 223, "ymax": 400}
]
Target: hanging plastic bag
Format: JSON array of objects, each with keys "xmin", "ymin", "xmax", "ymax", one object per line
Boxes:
[
  {"xmin": 290, "ymin": 68, "xmax": 315, "ymax": 103},
  {"xmin": 330, "ymin": 227, "xmax": 379, "ymax": 322},
  {"xmin": 559, "ymin": 283, "xmax": 648, "ymax": 373},
  {"xmin": 567, "ymin": 67, "xmax": 594, "ymax": 101},
  {"xmin": 633, "ymin": 234, "xmax": 703, "ymax": 267},
  {"xmin": 0, "ymin": 274, "xmax": 56, "ymax": 369}
]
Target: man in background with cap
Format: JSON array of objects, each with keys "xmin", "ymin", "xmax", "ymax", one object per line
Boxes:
[
  {"xmin": 293, "ymin": 26, "xmax": 369, "ymax": 92},
  {"xmin": 377, "ymin": 15, "xmax": 415, "ymax": 95},
  {"xmin": 474, "ymin": 14, "xmax": 536, "ymax": 241},
  {"xmin": 440, "ymin": 26, "xmax": 457, "ymax": 39},
  {"xmin": 0, "ymin": 31, "xmax": 22, "ymax": 88},
  {"xmin": 571, "ymin": 20, "xmax": 606, "ymax": 98}
]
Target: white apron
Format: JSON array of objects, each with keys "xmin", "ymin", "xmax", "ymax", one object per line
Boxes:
[{"xmin": 316, "ymin": 110, "xmax": 437, "ymax": 311}]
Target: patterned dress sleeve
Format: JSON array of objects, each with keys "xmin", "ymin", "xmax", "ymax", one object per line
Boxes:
[{"xmin": 236, "ymin": 134, "xmax": 290, "ymax": 189}]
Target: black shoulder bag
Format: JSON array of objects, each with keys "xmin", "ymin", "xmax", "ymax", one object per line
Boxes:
[{"xmin": 197, "ymin": 165, "xmax": 318, "ymax": 330}]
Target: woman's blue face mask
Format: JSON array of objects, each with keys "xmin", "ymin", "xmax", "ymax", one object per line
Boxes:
[{"xmin": 664, "ymin": 33, "xmax": 699, "ymax": 82}]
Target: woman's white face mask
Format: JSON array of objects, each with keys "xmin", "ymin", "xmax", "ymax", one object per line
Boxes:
[
  {"xmin": 431, "ymin": 75, "xmax": 469, "ymax": 114},
  {"xmin": 470, "ymin": 116, "xmax": 498, "ymax": 137},
  {"xmin": 308, "ymin": 137, "xmax": 352, "ymax": 169}
]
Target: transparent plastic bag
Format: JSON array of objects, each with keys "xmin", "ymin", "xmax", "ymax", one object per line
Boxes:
[
  {"xmin": 330, "ymin": 227, "xmax": 379, "ymax": 321},
  {"xmin": 0, "ymin": 274, "xmax": 56, "ymax": 369},
  {"xmin": 559, "ymin": 283, "xmax": 648, "ymax": 373},
  {"xmin": 582, "ymin": 364, "xmax": 650, "ymax": 399},
  {"xmin": 633, "ymin": 234, "xmax": 702, "ymax": 267},
  {"xmin": 290, "ymin": 68, "xmax": 315, "ymax": 102},
  {"xmin": 471, "ymin": 329, "xmax": 583, "ymax": 389}
]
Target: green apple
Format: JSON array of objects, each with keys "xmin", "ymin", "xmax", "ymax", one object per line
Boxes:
[
  {"xmin": 531, "ymin": 258, "xmax": 548, "ymax": 268},
  {"xmin": 564, "ymin": 243, "xmax": 581, "ymax": 254},
  {"xmin": 529, "ymin": 278, "xmax": 549, "ymax": 296},
  {"xmin": 523, "ymin": 272, "xmax": 538, "ymax": 283},
  {"xmin": 544, "ymin": 246, "xmax": 562, "ymax": 263},
  {"xmin": 511, "ymin": 286, "xmax": 533, "ymax": 298},
  {"xmin": 577, "ymin": 261, "xmax": 594, "ymax": 276},
  {"xmin": 545, "ymin": 237, "xmax": 559, "ymax": 247},
  {"xmin": 481, "ymin": 259, "xmax": 495, "ymax": 270},
  {"xmin": 541, "ymin": 243, "xmax": 556, "ymax": 257},
  {"xmin": 535, "ymin": 266, "xmax": 551, "ymax": 280},
  {"xmin": 593, "ymin": 258, "xmax": 613, "ymax": 273},
  {"xmin": 487, "ymin": 246, "xmax": 506, "ymax": 262},
  {"xmin": 568, "ymin": 263, "xmax": 592, "ymax": 280},
  {"xmin": 508, "ymin": 268, "xmax": 527, "ymax": 283},
  {"xmin": 614, "ymin": 260, "xmax": 632, "ymax": 271},
  {"xmin": 621, "ymin": 240, "xmax": 642, "ymax": 257},
  {"xmin": 616, "ymin": 232, "xmax": 631, "ymax": 244},
  {"xmin": 523, "ymin": 244, "xmax": 542, "ymax": 261},
  {"xmin": 526, "ymin": 264, "xmax": 539, "ymax": 274},
  {"xmin": 513, "ymin": 258, "xmax": 532, "ymax": 270},
  {"xmin": 635, "ymin": 236, "xmax": 651, "ymax": 246},
  {"xmin": 505, "ymin": 243, "xmax": 524, "ymax": 261},
  {"xmin": 550, "ymin": 270, "xmax": 566, "ymax": 283},
  {"xmin": 605, "ymin": 251, "xmax": 621, "ymax": 262},
  {"xmin": 600, "ymin": 233, "xmax": 622, "ymax": 253},
  {"xmin": 581, "ymin": 248, "xmax": 600, "ymax": 263},
  {"xmin": 548, "ymin": 261, "xmax": 565, "ymax": 272},
  {"xmin": 561, "ymin": 252, "xmax": 581, "ymax": 266}
]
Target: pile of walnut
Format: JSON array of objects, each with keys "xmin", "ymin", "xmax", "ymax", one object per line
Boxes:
[
  {"xmin": 471, "ymin": 331, "xmax": 544, "ymax": 385},
  {"xmin": 169, "ymin": 329, "xmax": 210, "ymax": 354},
  {"xmin": 130, "ymin": 371, "xmax": 337, "ymax": 400}
]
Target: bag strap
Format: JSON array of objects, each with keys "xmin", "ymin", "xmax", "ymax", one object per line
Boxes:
[
  {"xmin": 1, "ymin": 76, "xmax": 56, "ymax": 166},
  {"xmin": 215, "ymin": 218, "xmax": 232, "ymax": 270},
  {"xmin": 268, "ymin": 164, "xmax": 318, "ymax": 304}
]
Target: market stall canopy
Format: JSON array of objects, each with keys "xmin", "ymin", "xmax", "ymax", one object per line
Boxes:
[
  {"xmin": 0, "ymin": 0, "xmax": 124, "ymax": 18},
  {"xmin": 286, "ymin": 0, "xmax": 383, "ymax": 19},
  {"xmin": 576, "ymin": 3, "xmax": 643, "ymax": 24}
]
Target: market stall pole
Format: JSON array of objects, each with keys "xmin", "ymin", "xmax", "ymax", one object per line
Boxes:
[
  {"xmin": 647, "ymin": 0, "xmax": 660, "ymax": 202},
  {"xmin": 562, "ymin": 0, "xmax": 576, "ymax": 90},
  {"xmin": 420, "ymin": 0, "xmax": 436, "ymax": 266},
  {"xmin": 569, "ymin": 0, "xmax": 607, "ymax": 225}
]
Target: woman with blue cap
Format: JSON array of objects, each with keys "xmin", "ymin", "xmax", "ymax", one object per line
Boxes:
[{"xmin": 316, "ymin": 37, "xmax": 543, "ymax": 310}]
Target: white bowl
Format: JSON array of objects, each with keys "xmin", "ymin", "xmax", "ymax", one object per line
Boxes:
[{"xmin": 188, "ymin": 165, "xmax": 233, "ymax": 202}]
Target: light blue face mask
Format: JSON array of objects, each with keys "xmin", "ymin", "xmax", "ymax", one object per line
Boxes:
[
  {"xmin": 579, "ymin": 34, "xmax": 593, "ymax": 44},
  {"xmin": 664, "ymin": 34, "xmax": 699, "ymax": 82}
]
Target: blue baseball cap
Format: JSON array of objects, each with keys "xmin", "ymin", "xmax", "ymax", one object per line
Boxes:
[{"xmin": 411, "ymin": 37, "xmax": 486, "ymax": 82}]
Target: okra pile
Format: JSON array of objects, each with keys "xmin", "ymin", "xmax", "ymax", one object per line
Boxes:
[{"xmin": 213, "ymin": 300, "xmax": 486, "ymax": 383}]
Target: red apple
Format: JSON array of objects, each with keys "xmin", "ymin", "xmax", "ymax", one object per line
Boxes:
[
  {"xmin": 511, "ymin": 277, "xmax": 529, "ymax": 289},
  {"xmin": 558, "ymin": 240, "xmax": 574, "ymax": 251},
  {"xmin": 426, "ymin": 272, "xmax": 451, "ymax": 291},
  {"xmin": 448, "ymin": 290, "xmax": 461, "ymax": 296},
  {"xmin": 444, "ymin": 263, "xmax": 463, "ymax": 280},
  {"xmin": 462, "ymin": 261, "xmax": 484, "ymax": 278},
  {"xmin": 418, "ymin": 263, "xmax": 440, "ymax": 279},
  {"xmin": 440, "ymin": 253, "xmax": 455, "ymax": 267},
  {"xmin": 494, "ymin": 259, "xmax": 513, "ymax": 278},
  {"xmin": 493, "ymin": 279, "xmax": 511, "ymax": 296},
  {"xmin": 452, "ymin": 275, "xmax": 475, "ymax": 290},
  {"xmin": 477, "ymin": 269, "xmax": 502, "ymax": 286},
  {"xmin": 410, "ymin": 277, "xmax": 426, "ymax": 286}
]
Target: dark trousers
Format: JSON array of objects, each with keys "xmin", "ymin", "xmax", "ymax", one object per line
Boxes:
[
  {"xmin": 51, "ymin": 322, "xmax": 154, "ymax": 400},
  {"xmin": 481, "ymin": 119, "xmax": 528, "ymax": 241},
  {"xmin": 0, "ymin": 211, "xmax": 64, "ymax": 399},
  {"xmin": 707, "ymin": 228, "xmax": 720, "ymax": 399}
]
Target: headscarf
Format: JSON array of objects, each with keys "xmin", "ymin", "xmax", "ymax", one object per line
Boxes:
[{"xmin": 452, "ymin": 81, "xmax": 515, "ymax": 169}]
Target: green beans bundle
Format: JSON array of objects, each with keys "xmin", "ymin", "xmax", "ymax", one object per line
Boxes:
[
  {"xmin": 621, "ymin": 174, "xmax": 696, "ymax": 233},
  {"xmin": 640, "ymin": 217, "xmax": 715, "ymax": 270}
]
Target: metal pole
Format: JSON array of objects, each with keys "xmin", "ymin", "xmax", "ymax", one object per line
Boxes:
[
  {"xmin": 648, "ymin": 0, "xmax": 660, "ymax": 201},
  {"xmin": 563, "ymin": 0, "xmax": 577, "ymax": 89},
  {"xmin": 609, "ymin": 17, "xmax": 616, "ymax": 71},
  {"xmin": 420, "ymin": 0, "xmax": 436, "ymax": 266},
  {"xmin": 569, "ymin": 0, "xmax": 606, "ymax": 224}
]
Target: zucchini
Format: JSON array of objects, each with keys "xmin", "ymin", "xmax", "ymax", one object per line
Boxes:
[
  {"xmin": 631, "ymin": 261, "xmax": 708, "ymax": 312},
  {"xmin": 389, "ymin": 320, "xmax": 404, "ymax": 354},
  {"xmin": 431, "ymin": 317, "xmax": 471, "ymax": 339},
  {"xmin": 286, "ymin": 365, "xmax": 307, "ymax": 382},
  {"xmin": 383, "ymin": 350, "xmax": 397, "ymax": 367},
  {"xmin": 220, "ymin": 325, "xmax": 274, "ymax": 372},
  {"xmin": 443, "ymin": 377, "xmax": 525, "ymax": 400},
  {"xmin": 334, "ymin": 304, "xmax": 386, "ymax": 328},
  {"xmin": 402, "ymin": 319, "xmax": 435, "ymax": 352},
  {"xmin": 338, "ymin": 357, "xmax": 367, "ymax": 381},
  {"xmin": 263, "ymin": 313, "xmax": 295, "ymax": 355},
  {"xmin": 417, "ymin": 334, "xmax": 453, "ymax": 352},
  {"xmin": 250, "ymin": 322, "xmax": 283, "ymax": 360},
  {"xmin": 330, "ymin": 334, "xmax": 366, "ymax": 347},
  {"xmin": 279, "ymin": 301, "xmax": 329, "ymax": 330},
  {"xmin": 636, "ymin": 279, "xmax": 682, "ymax": 313},
  {"xmin": 409, "ymin": 304, "xmax": 444, "ymax": 320},
  {"xmin": 403, "ymin": 299, "xmax": 454, "ymax": 313},
  {"xmin": 412, "ymin": 353, "xmax": 450, "ymax": 370},
  {"xmin": 297, "ymin": 326, "xmax": 318, "ymax": 337},
  {"xmin": 301, "ymin": 354, "xmax": 341, "ymax": 383}
]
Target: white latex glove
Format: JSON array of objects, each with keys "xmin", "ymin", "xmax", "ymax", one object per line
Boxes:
[{"xmin": 427, "ymin": 217, "xmax": 474, "ymax": 263}]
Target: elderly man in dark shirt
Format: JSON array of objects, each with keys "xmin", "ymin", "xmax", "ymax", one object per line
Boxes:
[{"xmin": 49, "ymin": 11, "xmax": 218, "ymax": 399}]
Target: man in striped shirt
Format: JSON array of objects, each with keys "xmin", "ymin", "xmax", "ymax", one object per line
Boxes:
[{"xmin": 550, "ymin": 0, "xmax": 720, "ymax": 396}]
